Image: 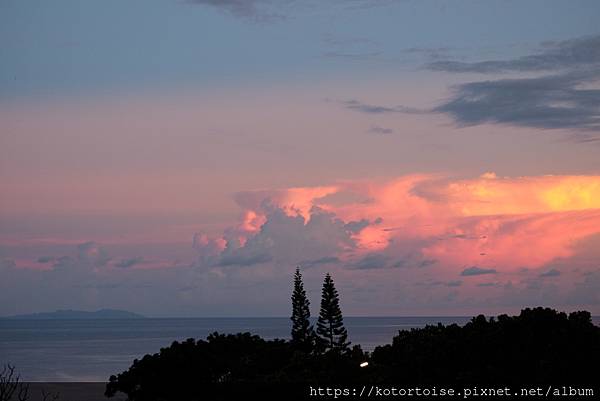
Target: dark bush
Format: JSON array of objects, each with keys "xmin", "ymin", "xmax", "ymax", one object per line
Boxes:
[{"xmin": 371, "ymin": 307, "xmax": 600, "ymax": 384}]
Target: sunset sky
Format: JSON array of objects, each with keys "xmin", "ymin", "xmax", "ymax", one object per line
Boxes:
[{"xmin": 1, "ymin": 0, "xmax": 600, "ymax": 317}]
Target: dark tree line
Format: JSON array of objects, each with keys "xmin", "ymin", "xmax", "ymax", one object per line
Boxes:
[{"xmin": 370, "ymin": 307, "xmax": 600, "ymax": 384}]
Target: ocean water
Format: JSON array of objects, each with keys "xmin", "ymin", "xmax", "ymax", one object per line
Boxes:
[
  {"xmin": 0, "ymin": 316, "xmax": 466, "ymax": 381},
  {"xmin": 3, "ymin": 316, "xmax": 596, "ymax": 382}
]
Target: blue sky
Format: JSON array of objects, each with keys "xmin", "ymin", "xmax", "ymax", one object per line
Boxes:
[{"xmin": 2, "ymin": 0, "xmax": 599, "ymax": 100}]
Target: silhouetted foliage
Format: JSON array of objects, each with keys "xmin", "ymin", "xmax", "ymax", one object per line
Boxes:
[
  {"xmin": 105, "ymin": 332, "xmax": 367, "ymax": 400},
  {"xmin": 316, "ymin": 273, "xmax": 350, "ymax": 353},
  {"xmin": 105, "ymin": 307, "xmax": 600, "ymax": 400},
  {"xmin": 371, "ymin": 307, "xmax": 600, "ymax": 384},
  {"xmin": 0, "ymin": 364, "xmax": 29, "ymax": 401},
  {"xmin": 290, "ymin": 267, "xmax": 315, "ymax": 352},
  {"xmin": 0, "ymin": 365, "xmax": 59, "ymax": 401}
]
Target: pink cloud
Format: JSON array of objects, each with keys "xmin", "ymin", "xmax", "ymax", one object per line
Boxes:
[{"xmin": 194, "ymin": 173, "xmax": 600, "ymax": 272}]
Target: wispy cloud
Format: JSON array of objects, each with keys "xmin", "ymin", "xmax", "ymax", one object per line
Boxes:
[
  {"xmin": 298, "ymin": 256, "xmax": 340, "ymax": 268},
  {"xmin": 186, "ymin": 0, "xmax": 285, "ymax": 22},
  {"xmin": 461, "ymin": 266, "xmax": 498, "ymax": 276},
  {"xmin": 367, "ymin": 125, "xmax": 394, "ymax": 135},
  {"xmin": 115, "ymin": 257, "xmax": 144, "ymax": 269},
  {"xmin": 429, "ymin": 35, "xmax": 600, "ymax": 135},
  {"xmin": 186, "ymin": 0, "xmax": 401, "ymax": 23},
  {"xmin": 477, "ymin": 282, "xmax": 499, "ymax": 287},
  {"xmin": 403, "ymin": 46, "xmax": 452, "ymax": 61},
  {"xmin": 341, "ymin": 99, "xmax": 426, "ymax": 114},
  {"xmin": 354, "ymin": 253, "xmax": 389, "ymax": 270},
  {"xmin": 427, "ymin": 35, "xmax": 600, "ymax": 73},
  {"xmin": 336, "ymin": 36, "xmax": 600, "ymax": 137},
  {"xmin": 321, "ymin": 33, "xmax": 377, "ymax": 48},
  {"xmin": 540, "ymin": 268, "xmax": 561, "ymax": 278},
  {"xmin": 0, "ymin": 259, "xmax": 16, "ymax": 270},
  {"xmin": 322, "ymin": 51, "xmax": 382, "ymax": 61},
  {"xmin": 433, "ymin": 69, "xmax": 600, "ymax": 133}
]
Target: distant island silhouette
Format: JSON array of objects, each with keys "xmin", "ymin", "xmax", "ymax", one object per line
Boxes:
[{"xmin": 5, "ymin": 309, "xmax": 145, "ymax": 320}]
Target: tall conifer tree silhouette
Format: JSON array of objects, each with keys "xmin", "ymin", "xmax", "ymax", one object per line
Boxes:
[
  {"xmin": 316, "ymin": 272, "xmax": 350, "ymax": 352},
  {"xmin": 290, "ymin": 267, "xmax": 314, "ymax": 351}
]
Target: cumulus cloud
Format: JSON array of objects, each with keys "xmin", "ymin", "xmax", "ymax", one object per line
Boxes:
[
  {"xmin": 428, "ymin": 35, "xmax": 600, "ymax": 135},
  {"xmin": 460, "ymin": 266, "xmax": 498, "ymax": 276},
  {"xmin": 192, "ymin": 173, "xmax": 600, "ymax": 278},
  {"xmin": 37, "ymin": 242, "xmax": 111, "ymax": 273},
  {"xmin": 76, "ymin": 241, "xmax": 111, "ymax": 268},
  {"xmin": 3, "ymin": 173, "xmax": 600, "ymax": 315},
  {"xmin": 194, "ymin": 204, "xmax": 367, "ymax": 268}
]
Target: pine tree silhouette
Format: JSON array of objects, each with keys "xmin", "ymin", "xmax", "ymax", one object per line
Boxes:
[
  {"xmin": 316, "ymin": 272, "xmax": 350, "ymax": 353},
  {"xmin": 290, "ymin": 267, "xmax": 315, "ymax": 351}
]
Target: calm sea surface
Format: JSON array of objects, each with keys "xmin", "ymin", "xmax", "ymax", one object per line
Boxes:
[{"xmin": 2, "ymin": 316, "xmax": 598, "ymax": 382}]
